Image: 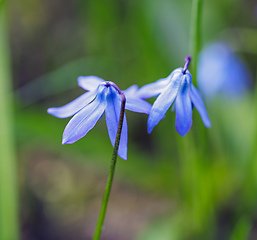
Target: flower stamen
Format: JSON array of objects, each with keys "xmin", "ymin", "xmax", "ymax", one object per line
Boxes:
[{"xmin": 182, "ymin": 56, "xmax": 192, "ymax": 74}]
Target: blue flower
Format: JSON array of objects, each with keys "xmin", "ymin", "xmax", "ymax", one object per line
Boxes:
[
  {"xmin": 48, "ymin": 76, "xmax": 151, "ymax": 160},
  {"xmin": 137, "ymin": 59, "xmax": 211, "ymax": 136},
  {"xmin": 197, "ymin": 42, "xmax": 251, "ymax": 100}
]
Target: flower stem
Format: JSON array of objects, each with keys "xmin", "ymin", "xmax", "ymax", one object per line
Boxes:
[
  {"xmin": 190, "ymin": 0, "xmax": 203, "ymax": 84},
  {"xmin": 93, "ymin": 88, "xmax": 126, "ymax": 240},
  {"xmin": 0, "ymin": 2, "xmax": 19, "ymax": 240}
]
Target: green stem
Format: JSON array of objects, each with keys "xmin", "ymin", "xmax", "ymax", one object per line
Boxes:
[
  {"xmin": 177, "ymin": 0, "xmax": 208, "ymax": 233},
  {"xmin": 93, "ymin": 86, "xmax": 126, "ymax": 240},
  {"xmin": 0, "ymin": 2, "xmax": 19, "ymax": 240},
  {"xmin": 190, "ymin": 0, "xmax": 203, "ymax": 85},
  {"xmin": 190, "ymin": 0, "xmax": 207, "ymax": 152}
]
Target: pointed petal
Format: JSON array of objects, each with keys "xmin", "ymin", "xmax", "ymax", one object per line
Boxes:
[
  {"xmin": 147, "ymin": 71, "xmax": 183, "ymax": 133},
  {"xmin": 105, "ymin": 86, "xmax": 127, "ymax": 160},
  {"xmin": 77, "ymin": 76, "xmax": 104, "ymax": 91},
  {"xmin": 137, "ymin": 68, "xmax": 183, "ymax": 99},
  {"xmin": 47, "ymin": 91, "xmax": 96, "ymax": 118},
  {"xmin": 123, "ymin": 85, "xmax": 151, "ymax": 114},
  {"xmin": 190, "ymin": 84, "xmax": 211, "ymax": 127},
  {"xmin": 175, "ymin": 77, "xmax": 192, "ymax": 136},
  {"xmin": 123, "ymin": 84, "xmax": 139, "ymax": 96},
  {"xmin": 136, "ymin": 77, "xmax": 170, "ymax": 99},
  {"xmin": 118, "ymin": 114, "xmax": 128, "ymax": 160},
  {"xmin": 125, "ymin": 98, "xmax": 151, "ymax": 114},
  {"xmin": 62, "ymin": 87, "xmax": 107, "ymax": 144}
]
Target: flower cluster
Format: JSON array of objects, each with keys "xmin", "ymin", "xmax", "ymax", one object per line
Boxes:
[{"xmin": 48, "ymin": 56, "xmax": 211, "ymax": 159}]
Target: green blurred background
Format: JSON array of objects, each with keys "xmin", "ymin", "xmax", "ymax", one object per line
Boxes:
[{"xmin": 1, "ymin": 0, "xmax": 257, "ymax": 239}]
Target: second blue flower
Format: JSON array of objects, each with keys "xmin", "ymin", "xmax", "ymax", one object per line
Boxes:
[{"xmin": 137, "ymin": 63, "xmax": 211, "ymax": 136}]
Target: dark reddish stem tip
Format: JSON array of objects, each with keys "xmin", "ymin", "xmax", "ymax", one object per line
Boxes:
[{"xmin": 182, "ymin": 56, "xmax": 191, "ymax": 74}]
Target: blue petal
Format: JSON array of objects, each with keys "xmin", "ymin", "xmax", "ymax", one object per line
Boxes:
[
  {"xmin": 125, "ymin": 98, "xmax": 152, "ymax": 114},
  {"xmin": 175, "ymin": 76, "xmax": 192, "ymax": 136},
  {"xmin": 47, "ymin": 91, "xmax": 96, "ymax": 118},
  {"xmin": 190, "ymin": 84, "xmax": 211, "ymax": 127},
  {"xmin": 77, "ymin": 76, "xmax": 104, "ymax": 91},
  {"xmin": 123, "ymin": 84, "xmax": 139, "ymax": 97},
  {"xmin": 62, "ymin": 87, "xmax": 107, "ymax": 144},
  {"xmin": 105, "ymin": 86, "xmax": 127, "ymax": 160},
  {"xmin": 147, "ymin": 71, "xmax": 183, "ymax": 133},
  {"xmin": 122, "ymin": 85, "xmax": 151, "ymax": 114},
  {"xmin": 137, "ymin": 68, "xmax": 182, "ymax": 99},
  {"xmin": 136, "ymin": 77, "xmax": 170, "ymax": 99}
]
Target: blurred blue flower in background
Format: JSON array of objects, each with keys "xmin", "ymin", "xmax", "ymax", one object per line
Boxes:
[
  {"xmin": 48, "ymin": 76, "xmax": 151, "ymax": 160},
  {"xmin": 137, "ymin": 61, "xmax": 211, "ymax": 136},
  {"xmin": 197, "ymin": 42, "xmax": 251, "ymax": 100}
]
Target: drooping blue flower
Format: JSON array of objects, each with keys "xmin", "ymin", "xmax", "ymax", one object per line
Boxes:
[
  {"xmin": 47, "ymin": 76, "xmax": 151, "ymax": 160},
  {"xmin": 197, "ymin": 42, "xmax": 251, "ymax": 100},
  {"xmin": 137, "ymin": 57, "xmax": 211, "ymax": 136}
]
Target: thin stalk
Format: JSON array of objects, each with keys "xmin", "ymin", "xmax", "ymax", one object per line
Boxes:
[
  {"xmin": 0, "ymin": 1, "xmax": 19, "ymax": 240},
  {"xmin": 189, "ymin": 0, "xmax": 207, "ymax": 153},
  {"xmin": 93, "ymin": 84, "xmax": 126, "ymax": 240},
  {"xmin": 190, "ymin": 0, "xmax": 203, "ymax": 85}
]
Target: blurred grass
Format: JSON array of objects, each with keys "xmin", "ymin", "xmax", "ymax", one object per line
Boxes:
[{"xmin": 0, "ymin": 1, "xmax": 19, "ymax": 239}]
